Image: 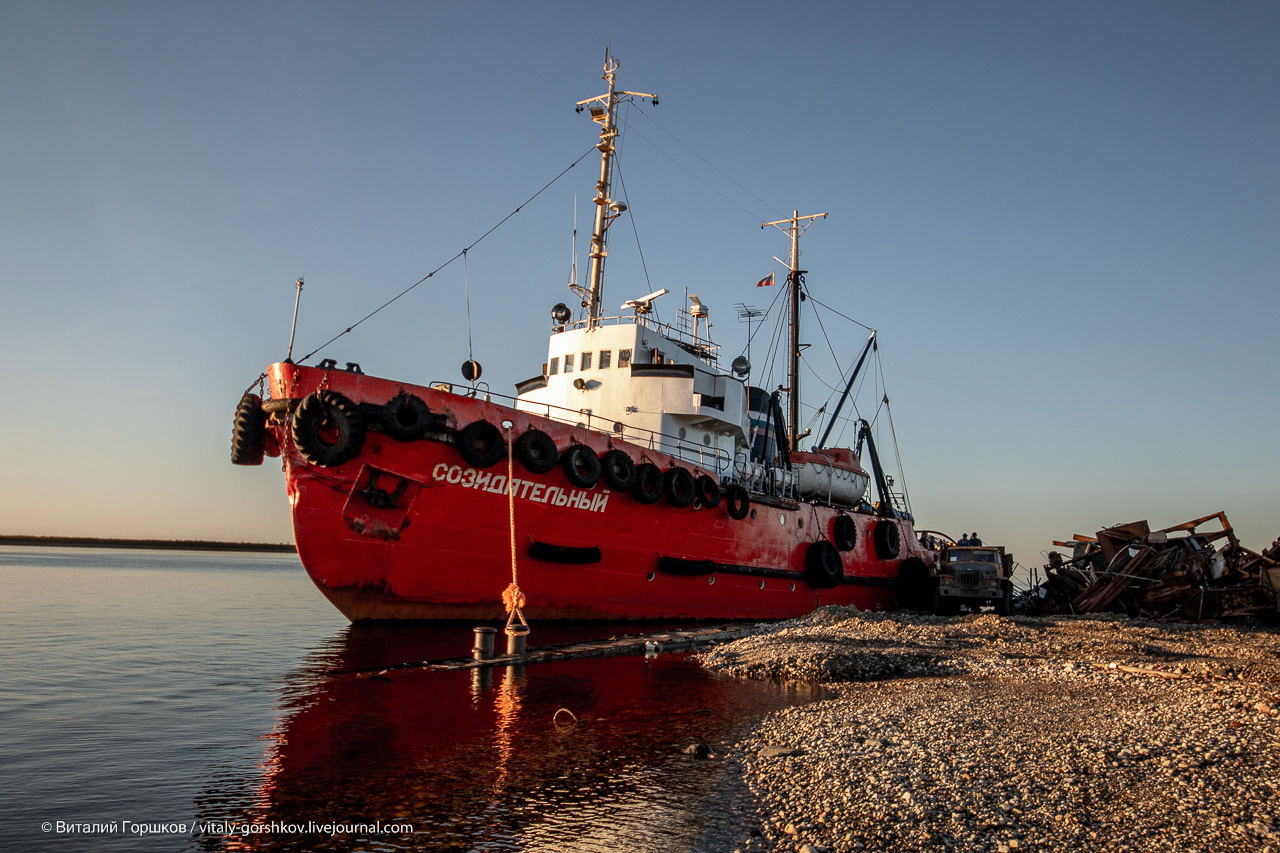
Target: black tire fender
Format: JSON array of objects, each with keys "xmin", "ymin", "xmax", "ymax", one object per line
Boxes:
[
  {"xmin": 805, "ymin": 540, "xmax": 843, "ymax": 588},
  {"xmin": 231, "ymin": 393, "xmax": 267, "ymax": 466},
  {"xmin": 664, "ymin": 467, "xmax": 696, "ymax": 508},
  {"xmin": 873, "ymin": 520, "xmax": 902, "ymax": 560},
  {"xmin": 562, "ymin": 444, "xmax": 601, "ymax": 488},
  {"xmin": 601, "ymin": 449, "xmax": 637, "ymax": 492},
  {"xmin": 832, "ymin": 514, "xmax": 857, "ymax": 551},
  {"xmin": 291, "ymin": 390, "xmax": 367, "ymax": 468},
  {"xmin": 726, "ymin": 484, "xmax": 750, "ymax": 520},
  {"xmin": 693, "ymin": 475, "xmax": 720, "ymax": 508},
  {"xmin": 632, "ymin": 462, "xmax": 664, "ymax": 504},
  {"xmin": 381, "ymin": 393, "xmax": 432, "ymax": 442},
  {"xmin": 458, "ymin": 420, "xmax": 505, "ymax": 469},
  {"xmin": 515, "ymin": 429, "xmax": 558, "ymax": 474}
]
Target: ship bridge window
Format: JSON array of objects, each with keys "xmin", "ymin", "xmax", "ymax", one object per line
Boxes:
[
  {"xmin": 599, "ymin": 350, "xmax": 612, "ymax": 369},
  {"xmin": 618, "ymin": 348, "xmax": 632, "ymax": 368},
  {"xmin": 564, "ymin": 353, "xmax": 574, "ymax": 373},
  {"xmin": 548, "ymin": 357, "xmax": 559, "ymax": 376},
  {"xmin": 581, "ymin": 351, "xmax": 593, "ymax": 370}
]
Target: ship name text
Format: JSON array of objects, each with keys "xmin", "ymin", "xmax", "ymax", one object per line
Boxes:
[{"xmin": 431, "ymin": 464, "xmax": 609, "ymax": 513}]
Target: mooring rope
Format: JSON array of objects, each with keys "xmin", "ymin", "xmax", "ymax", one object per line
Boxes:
[{"xmin": 502, "ymin": 424, "xmax": 529, "ymax": 635}]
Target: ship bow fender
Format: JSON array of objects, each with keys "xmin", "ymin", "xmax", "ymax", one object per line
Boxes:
[
  {"xmin": 231, "ymin": 393, "xmax": 267, "ymax": 466},
  {"xmin": 291, "ymin": 390, "xmax": 367, "ymax": 467}
]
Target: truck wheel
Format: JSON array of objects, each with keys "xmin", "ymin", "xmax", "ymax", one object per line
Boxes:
[
  {"xmin": 933, "ymin": 587, "xmax": 960, "ymax": 616},
  {"xmin": 896, "ymin": 558, "xmax": 932, "ymax": 611},
  {"xmin": 994, "ymin": 580, "xmax": 1013, "ymax": 616}
]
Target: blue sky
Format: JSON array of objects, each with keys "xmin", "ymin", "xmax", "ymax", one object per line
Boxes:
[{"xmin": 2, "ymin": 1, "xmax": 1276, "ymax": 567}]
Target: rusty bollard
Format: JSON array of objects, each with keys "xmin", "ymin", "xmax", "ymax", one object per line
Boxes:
[
  {"xmin": 505, "ymin": 624, "xmax": 530, "ymax": 657},
  {"xmin": 473, "ymin": 626, "xmax": 496, "ymax": 661}
]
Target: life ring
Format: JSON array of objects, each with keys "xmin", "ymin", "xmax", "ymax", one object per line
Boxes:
[
  {"xmin": 693, "ymin": 475, "xmax": 720, "ymax": 508},
  {"xmin": 632, "ymin": 463, "xmax": 664, "ymax": 504},
  {"xmin": 381, "ymin": 393, "xmax": 432, "ymax": 442},
  {"xmin": 725, "ymin": 484, "xmax": 750, "ymax": 520},
  {"xmin": 515, "ymin": 428, "xmax": 558, "ymax": 474},
  {"xmin": 231, "ymin": 393, "xmax": 266, "ymax": 466},
  {"xmin": 873, "ymin": 520, "xmax": 902, "ymax": 560},
  {"xmin": 832, "ymin": 514, "xmax": 857, "ymax": 551},
  {"xmin": 601, "ymin": 449, "xmax": 637, "ymax": 492},
  {"xmin": 291, "ymin": 390, "xmax": 367, "ymax": 467},
  {"xmin": 805, "ymin": 540, "xmax": 843, "ymax": 588},
  {"xmin": 562, "ymin": 444, "xmax": 601, "ymax": 488},
  {"xmin": 664, "ymin": 467, "xmax": 696, "ymax": 508},
  {"xmin": 458, "ymin": 420, "xmax": 504, "ymax": 469}
]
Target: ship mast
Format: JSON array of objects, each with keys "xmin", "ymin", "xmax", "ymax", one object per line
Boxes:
[
  {"xmin": 763, "ymin": 210, "xmax": 827, "ymax": 452},
  {"xmin": 574, "ymin": 50, "xmax": 657, "ymax": 329}
]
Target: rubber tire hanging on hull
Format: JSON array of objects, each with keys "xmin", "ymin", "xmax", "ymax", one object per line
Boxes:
[
  {"xmin": 292, "ymin": 390, "xmax": 367, "ymax": 468},
  {"xmin": 600, "ymin": 449, "xmax": 636, "ymax": 492},
  {"xmin": 458, "ymin": 420, "xmax": 505, "ymax": 469},
  {"xmin": 515, "ymin": 429, "xmax": 558, "ymax": 474},
  {"xmin": 873, "ymin": 520, "xmax": 902, "ymax": 560},
  {"xmin": 832, "ymin": 514, "xmax": 857, "ymax": 551},
  {"xmin": 694, "ymin": 475, "xmax": 720, "ymax": 508},
  {"xmin": 381, "ymin": 393, "xmax": 432, "ymax": 442},
  {"xmin": 632, "ymin": 463, "xmax": 663, "ymax": 505},
  {"xmin": 664, "ymin": 468, "xmax": 696, "ymax": 508},
  {"xmin": 562, "ymin": 445, "xmax": 601, "ymax": 488},
  {"xmin": 805, "ymin": 540, "xmax": 843, "ymax": 588},
  {"xmin": 231, "ymin": 393, "xmax": 266, "ymax": 466},
  {"xmin": 726, "ymin": 484, "xmax": 750, "ymax": 520}
]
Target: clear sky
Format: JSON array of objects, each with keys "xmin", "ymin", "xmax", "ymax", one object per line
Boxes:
[{"xmin": 2, "ymin": 1, "xmax": 1277, "ymax": 568}]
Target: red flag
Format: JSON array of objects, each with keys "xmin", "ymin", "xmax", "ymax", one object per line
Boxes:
[{"xmin": 755, "ymin": 272, "xmax": 774, "ymax": 287}]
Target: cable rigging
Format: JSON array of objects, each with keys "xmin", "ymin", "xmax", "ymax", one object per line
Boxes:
[{"xmin": 297, "ymin": 145, "xmax": 597, "ymax": 366}]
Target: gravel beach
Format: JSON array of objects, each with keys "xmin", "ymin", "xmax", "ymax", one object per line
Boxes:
[{"xmin": 697, "ymin": 608, "xmax": 1280, "ymax": 853}]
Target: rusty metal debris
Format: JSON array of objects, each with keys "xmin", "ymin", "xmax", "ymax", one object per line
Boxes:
[{"xmin": 1029, "ymin": 512, "xmax": 1280, "ymax": 620}]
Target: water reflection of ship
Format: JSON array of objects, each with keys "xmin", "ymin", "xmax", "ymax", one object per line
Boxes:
[{"xmin": 196, "ymin": 625, "xmax": 822, "ymax": 851}]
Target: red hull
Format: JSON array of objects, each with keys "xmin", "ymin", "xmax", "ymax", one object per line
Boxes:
[{"xmin": 267, "ymin": 363, "xmax": 932, "ymax": 622}]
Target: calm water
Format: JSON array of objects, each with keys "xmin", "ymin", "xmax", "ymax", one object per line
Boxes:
[{"xmin": 0, "ymin": 547, "xmax": 817, "ymax": 851}]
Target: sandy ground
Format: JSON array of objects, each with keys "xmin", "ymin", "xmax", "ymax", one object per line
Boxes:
[{"xmin": 697, "ymin": 608, "xmax": 1280, "ymax": 853}]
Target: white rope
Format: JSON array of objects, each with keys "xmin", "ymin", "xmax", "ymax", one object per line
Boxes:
[{"xmin": 502, "ymin": 425, "xmax": 529, "ymax": 634}]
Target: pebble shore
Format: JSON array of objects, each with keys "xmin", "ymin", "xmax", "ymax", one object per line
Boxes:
[{"xmin": 697, "ymin": 608, "xmax": 1280, "ymax": 853}]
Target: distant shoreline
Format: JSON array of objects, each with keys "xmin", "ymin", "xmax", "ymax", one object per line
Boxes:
[{"xmin": 0, "ymin": 535, "xmax": 296, "ymax": 554}]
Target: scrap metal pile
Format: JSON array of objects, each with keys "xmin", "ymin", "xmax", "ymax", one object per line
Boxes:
[{"xmin": 1030, "ymin": 512, "xmax": 1280, "ymax": 619}]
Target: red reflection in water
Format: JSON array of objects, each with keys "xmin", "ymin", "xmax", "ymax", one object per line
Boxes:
[{"xmin": 198, "ymin": 624, "xmax": 819, "ymax": 852}]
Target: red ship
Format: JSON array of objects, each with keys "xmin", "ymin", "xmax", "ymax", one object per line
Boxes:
[{"xmin": 231, "ymin": 52, "xmax": 935, "ymax": 622}]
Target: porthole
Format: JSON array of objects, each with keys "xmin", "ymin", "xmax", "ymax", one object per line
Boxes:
[
  {"xmin": 758, "ymin": 580, "xmax": 765, "ymax": 590},
  {"xmin": 646, "ymin": 571, "xmax": 655, "ymax": 581},
  {"xmin": 750, "ymin": 509, "xmax": 757, "ymax": 520},
  {"xmin": 779, "ymin": 513, "xmax": 785, "ymax": 526},
  {"xmin": 798, "ymin": 517, "xmax": 804, "ymax": 529},
  {"xmin": 790, "ymin": 582, "xmax": 796, "ymax": 592},
  {"xmin": 678, "ymin": 427, "xmax": 687, "ymax": 440},
  {"xmin": 702, "ymin": 434, "xmax": 711, "ymax": 445},
  {"xmin": 708, "ymin": 575, "xmax": 715, "ymax": 585}
]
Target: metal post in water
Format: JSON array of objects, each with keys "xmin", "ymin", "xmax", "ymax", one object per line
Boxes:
[
  {"xmin": 505, "ymin": 624, "xmax": 530, "ymax": 657},
  {"xmin": 472, "ymin": 626, "xmax": 497, "ymax": 661},
  {"xmin": 285, "ymin": 277, "xmax": 304, "ymax": 363}
]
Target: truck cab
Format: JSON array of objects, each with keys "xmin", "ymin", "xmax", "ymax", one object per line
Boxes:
[{"xmin": 934, "ymin": 544, "xmax": 1014, "ymax": 615}]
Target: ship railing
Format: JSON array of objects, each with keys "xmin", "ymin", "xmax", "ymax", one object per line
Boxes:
[
  {"xmin": 431, "ymin": 381, "xmax": 733, "ymax": 478},
  {"xmin": 560, "ymin": 313, "xmax": 721, "ymax": 368},
  {"xmin": 887, "ymin": 489, "xmax": 913, "ymax": 519}
]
